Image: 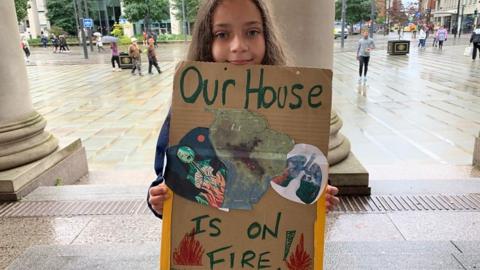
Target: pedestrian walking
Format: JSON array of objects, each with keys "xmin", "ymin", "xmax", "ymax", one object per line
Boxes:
[
  {"xmin": 128, "ymin": 38, "xmax": 143, "ymax": 76},
  {"xmin": 143, "ymin": 31, "xmax": 148, "ymax": 46},
  {"xmin": 96, "ymin": 35, "xmax": 105, "ymax": 52},
  {"xmin": 110, "ymin": 41, "xmax": 121, "ymax": 71},
  {"xmin": 40, "ymin": 31, "xmax": 48, "ymax": 48},
  {"xmin": 147, "ymin": 42, "xmax": 162, "ymax": 75},
  {"xmin": 418, "ymin": 27, "xmax": 427, "ymax": 49},
  {"xmin": 470, "ymin": 26, "xmax": 480, "ymax": 60},
  {"xmin": 51, "ymin": 34, "xmax": 59, "ymax": 53},
  {"xmin": 356, "ymin": 30, "xmax": 375, "ymax": 83},
  {"xmin": 21, "ymin": 36, "xmax": 31, "ymax": 63},
  {"xmin": 58, "ymin": 35, "xmax": 70, "ymax": 52},
  {"xmin": 146, "ymin": 0, "xmax": 340, "ymax": 219},
  {"xmin": 436, "ymin": 26, "xmax": 448, "ymax": 50}
]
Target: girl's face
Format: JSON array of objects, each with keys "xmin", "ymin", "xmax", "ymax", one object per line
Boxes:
[{"xmin": 211, "ymin": 0, "xmax": 266, "ymax": 65}]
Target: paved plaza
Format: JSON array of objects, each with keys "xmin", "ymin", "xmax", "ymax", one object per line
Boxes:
[{"xmin": 1, "ymin": 37, "xmax": 480, "ymax": 269}]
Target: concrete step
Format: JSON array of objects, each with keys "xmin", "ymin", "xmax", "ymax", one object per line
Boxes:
[
  {"xmin": 6, "ymin": 241, "xmax": 480, "ymax": 270},
  {"xmin": 22, "ymin": 184, "xmax": 149, "ymax": 202}
]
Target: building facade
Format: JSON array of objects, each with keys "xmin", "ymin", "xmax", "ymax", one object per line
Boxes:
[
  {"xmin": 21, "ymin": 0, "xmax": 50, "ymax": 38},
  {"xmin": 432, "ymin": 0, "xmax": 479, "ymax": 33}
]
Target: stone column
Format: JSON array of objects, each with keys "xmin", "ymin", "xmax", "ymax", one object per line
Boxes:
[
  {"xmin": 169, "ymin": 0, "xmax": 181, "ymax": 35},
  {"xmin": 266, "ymin": 0, "xmax": 370, "ymax": 195},
  {"xmin": 0, "ymin": 0, "xmax": 58, "ymax": 171}
]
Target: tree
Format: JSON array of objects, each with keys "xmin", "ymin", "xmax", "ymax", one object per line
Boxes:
[
  {"xmin": 171, "ymin": 0, "xmax": 200, "ymax": 24},
  {"xmin": 14, "ymin": 0, "xmax": 29, "ymax": 22},
  {"xmin": 123, "ymin": 0, "xmax": 170, "ymax": 31},
  {"xmin": 390, "ymin": 0, "xmax": 408, "ymax": 26},
  {"xmin": 46, "ymin": 0, "xmax": 76, "ymax": 35},
  {"xmin": 335, "ymin": 0, "xmax": 372, "ymax": 31}
]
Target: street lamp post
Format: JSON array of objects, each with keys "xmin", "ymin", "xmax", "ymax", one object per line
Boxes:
[
  {"xmin": 455, "ymin": 0, "xmax": 461, "ymax": 38},
  {"xmin": 371, "ymin": 0, "xmax": 375, "ymax": 38},
  {"xmin": 459, "ymin": 2, "xmax": 465, "ymax": 38},
  {"xmin": 83, "ymin": 0, "xmax": 94, "ymax": 52},
  {"xmin": 181, "ymin": 0, "xmax": 187, "ymax": 42},
  {"xmin": 73, "ymin": 0, "xmax": 88, "ymax": 59},
  {"xmin": 341, "ymin": 0, "xmax": 346, "ymax": 48},
  {"xmin": 387, "ymin": 0, "xmax": 391, "ymax": 35}
]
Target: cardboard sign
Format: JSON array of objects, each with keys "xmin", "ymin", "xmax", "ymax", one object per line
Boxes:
[{"xmin": 161, "ymin": 61, "xmax": 332, "ymax": 270}]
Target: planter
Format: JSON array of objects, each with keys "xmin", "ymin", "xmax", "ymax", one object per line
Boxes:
[
  {"xmin": 387, "ymin": 40, "xmax": 410, "ymax": 55},
  {"xmin": 119, "ymin": 52, "xmax": 133, "ymax": 69}
]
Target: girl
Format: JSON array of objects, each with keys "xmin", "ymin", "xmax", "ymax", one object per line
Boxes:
[
  {"xmin": 110, "ymin": 42, "xmax": 121, "ymax": 71},
  {"xmin": 147, "ymin": 0, "xmax": 339, "ymax": 218}
]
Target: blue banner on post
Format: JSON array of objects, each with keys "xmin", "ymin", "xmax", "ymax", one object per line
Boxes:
[{"xmin": 83, "ymin": 18, "xmax": 93, "ymax": 28}]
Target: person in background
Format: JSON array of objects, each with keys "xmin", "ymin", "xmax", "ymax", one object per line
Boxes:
[
  {"xmin": 147, "ymin": 40, "xmax": 162, "ymax": 75},
  {"xmin": 40, "ymin": 31, "xmax": 48, "ymax": 48},
  {"xmin": 470, "ymin": 25, "xmax": 480, "ymax": 61},
  {"xmin": 58, "ymin": 35, "xmax": 70, "ymax": 52},
  {"xmin": 110, "ymin": 41, "xmax": 121, "ymax": 71},
  {"xmin": 96, "ymin": 35, "xmax": 105, "ymax": 52},
  {"xmin": 143, "ymin": 31, "xmax": 148, "ymax": 46},
  {"xmin": 436, "ymin": 25, "xmax": 448, "ymax": 50},
  {"xmin": 128, "ymin": 38, "xmax": 143, "ymax": 76},
  {"xmin": 357, "ymin": 29, "xmax": 375, "ymax": 83},
  {"xmin": 51, "ymin": 34, "xmax": 59, "ymax": 53},
  {"xmin": 418, "ymin": 27, "xmax": 427, "ymax": 49},
  {"xmin": 21, "ymin": 36, "xmax": 31, "ymax": 63}
]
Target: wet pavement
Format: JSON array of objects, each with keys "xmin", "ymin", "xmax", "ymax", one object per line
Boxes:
[
  {"xmin": 24, "ymin": 37, "xmax": 480, "ymax": 182},
  {"xmin": 1, "ymin": 36, "xmax": 480, "ymax": 269}
]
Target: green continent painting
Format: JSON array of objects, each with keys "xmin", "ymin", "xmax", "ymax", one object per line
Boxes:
[{"xmin": 209, "ymin": 109, "xmax": 294, "ymax": 209}]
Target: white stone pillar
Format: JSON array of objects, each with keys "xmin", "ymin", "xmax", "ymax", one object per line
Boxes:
[
  {"xmin": 265, "ymin": 1, "xmax": 333, "ymax": 69},
  {"xmin": 0, "ymin": 0, "xmax": 58, "ymax": 171},
  {"xmin": 265, "ymin": 0, "xmax": 349, "ymax": 165},
  {"xmin": 266, "ymin": 0, "xmax": 370, "ymax": 195},
  {"xmin": 27, "ymin": 0, "xmax": 41, "ymax": 37},
  {"xmin": 169, "ymin": 0, "xmax": 181, "ymax": 34}
]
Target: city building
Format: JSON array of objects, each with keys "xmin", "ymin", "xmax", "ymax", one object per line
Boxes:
[
  {"xmin": 21, "ymin": 0, "xmax": 50, "ymax": 38},
  {"xmin": 432, "ymin": 0, "xmax": 479, "ymax": 33},
  {"xmin": 20, "ymin": 0, "xmax": 174, "ymax": 38}
]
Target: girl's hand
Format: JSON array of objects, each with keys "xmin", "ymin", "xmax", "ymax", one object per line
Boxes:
[
  {"xmin": 325, "ymin": 184, "xmax": 339, "ymax": 213},
  {"xmin": 148, "ymin": 183, "xmax": 170, "ymax": 215}
]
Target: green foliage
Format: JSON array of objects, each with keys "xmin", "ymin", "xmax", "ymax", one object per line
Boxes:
[
  {"xmin": 46, "ymin": 0, "xmax": 76, "ymax": 35},
  {"xmin": 110, "ymin": 23, "xmax": 124, "ymax": 37},
  {"xmin": 335, "ymin": 0, "xmax": 372, "ymax": 24},
  {"xmin": 118, "ymin": 35, "xmax": 133, "ymax": 45},
  {"xmin": 123, "ymin": 0, "xmax": 170, "ymax": 27},
  {"xmin": 171, "ymin": 0, "xmax": 200, "ymax": 23},
  {"xmin": 14, "ymin": 0, "xmax": 29, "ymax": 22},
  {"xmin": 158, "ymin": 33, "xmax": 191, "ymax": 41},
  {"xmin": 49, "ymin": 25, "xmax": 65, "ymax": 36},
  {"xmin": 55, "ymin": 178, "xmax": 63, "ymax": 186}
]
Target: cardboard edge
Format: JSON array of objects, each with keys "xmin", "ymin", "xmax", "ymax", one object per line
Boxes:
[
  {"xmin": 314, "ymin": 191, "xmax": 326, "ymax": 270},
  {"xmin": 160, "ymin": 189, "xmax": 174, "ymax": 269}
]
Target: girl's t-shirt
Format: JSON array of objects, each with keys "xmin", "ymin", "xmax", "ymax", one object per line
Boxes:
[{"xmin": 111, "ymin": 45, "xmax": 119, "ymax": 56}]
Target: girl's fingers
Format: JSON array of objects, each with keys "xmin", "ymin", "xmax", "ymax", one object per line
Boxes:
[
  {"xmin": 149, "ymin": 193, "xmax": 169, "ymax": 206},
  {"xmin": 149, "ymin": 185, "xmax": 168, "ymax": 196},
  {"xmin": 326, "ymin": 185, "xmax": 339, "ymax": 196}
]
